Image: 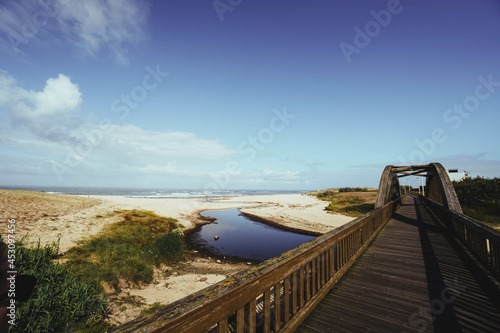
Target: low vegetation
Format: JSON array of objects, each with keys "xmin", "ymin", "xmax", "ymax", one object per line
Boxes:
[
  {"xmin": 337, "ymin": 187, "xmax": 372, "ymax": 193},
  {"xmin": 453, "ymin": 177, "xmax": 500, "ymax": 228},
  {"xmin": 3, "ymin": 208, "xmax": 186, "ymax": 332},
  {"xmin": 310, "ymin": 188, "xmax": 378, "ymax": 217},
  {"xmin": 64, "ymin": 209, "xmax": 185, "ymax": 287},
  {"xmin": 3, "ymin": 237, "xmax": 111, "ymax": 333},
  {"xmin": 141, "ymin": 302, "xmax": 164, "ymax": 316}
]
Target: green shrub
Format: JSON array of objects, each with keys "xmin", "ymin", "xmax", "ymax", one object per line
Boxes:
[
  {"xmin": 152, "ymin": 229, "xmax": 185, "ymax": 264},
  {"xmin": 453, "ymin": 176, "xmax": 500, "ymax": 224},
  {"xmin": 65, "ymin": 210, "xmax": 185, "ymax": 287},
  {"xmin": 12, "ymin": 240, "xmax": 110, "ymax": 332},
  {"xmin": 338, "ymin": 187, "xmax": 371, "ymax": 193},
  {"xmin": 453, "ymin": 176, "xmax": 500, "ymax": 206}
]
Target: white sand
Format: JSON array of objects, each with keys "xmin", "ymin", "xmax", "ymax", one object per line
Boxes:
[
  {"xmin": 88, "ymin": 193, "xmax": 354, "ymax": 235},
  {"xmin": 87, "ymin": 195, "xmax": 264, "ymax": 231},
  {"xmin": 222, "ymin": 194, "xmax": 354, "ymax": 234}
]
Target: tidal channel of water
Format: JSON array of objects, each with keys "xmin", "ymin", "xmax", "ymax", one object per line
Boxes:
[{"xmin": 188, "ymin": 208, "xmax": 316, "ymax": 262}]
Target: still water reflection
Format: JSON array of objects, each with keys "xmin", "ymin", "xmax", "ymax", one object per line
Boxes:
[{"xmin": 190, "ymin": 208, "xmax": 316, "ymax": 261}]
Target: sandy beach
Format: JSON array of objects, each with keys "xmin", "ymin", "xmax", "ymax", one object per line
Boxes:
[
  {"xmin": 0, "ymin": 190, "xmax": 353, "ymax": 326},
  {"xmin": 90, "ymin": 193, "xmax": 354, "ymax": 234}
]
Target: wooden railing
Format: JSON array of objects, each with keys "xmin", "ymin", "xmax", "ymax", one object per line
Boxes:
[
  {"xmin": 420, "ymin": 195, "xmax": 500, "ymax": 279},
  {"xmin": 113, "ymin": 196, "xmax": 406, "ymax": 333}
]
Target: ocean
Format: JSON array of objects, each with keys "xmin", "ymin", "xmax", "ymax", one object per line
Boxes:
[{"xmin": 0, "ymin": 186, "xmax": 306, "ymax": 198}]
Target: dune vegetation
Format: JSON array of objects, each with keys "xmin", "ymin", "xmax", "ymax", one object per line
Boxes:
[
  {"xmin": 64, "ymin": 209, "xmax": 185, "ymax": 288},
  {"xmin": 5, "ymin": 206, "xmax": 186, "ymax": 332},
  {"xmin": 309, "ymin": 187, "xmax": 378, "ymax": 217}
]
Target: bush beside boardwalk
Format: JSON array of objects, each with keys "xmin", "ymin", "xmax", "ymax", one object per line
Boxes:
[
  {"xmin": 453, "ymin": 176, "xmax": 500, "ymax": 229},
  {"xmin": 311, "ymin": 181, "xmax": 500, "ymax": 229}
]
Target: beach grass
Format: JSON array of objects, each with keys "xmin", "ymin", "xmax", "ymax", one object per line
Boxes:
[
  {"xmin": 310, "ymin": 188, "xmax": 378, "ymax": 217},
  {"xmin": 64, "ymin": 209, "xmax": 185, "ymax": 287},
  {"xmin": 4, "ymin": 236, "xmax": 111, "ymax": 333}
]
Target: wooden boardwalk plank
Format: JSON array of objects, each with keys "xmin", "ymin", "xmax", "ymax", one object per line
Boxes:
[{"xmin": 296, "ymin": 196, "xmax": 500, "ymax": 332}]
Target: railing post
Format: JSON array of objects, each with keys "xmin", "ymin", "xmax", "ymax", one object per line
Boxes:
[
  {"xmin": 299, "ymin": 266, "xmax": 304, "ymax": 308},
  {"xmin": 305, "ymin": 264, "xmax": 310, "ymax": 302},
  {"xmin": 264, "ymin": 290, "xmax": 271, "ymax": 333},
  {"xmin": 311, "ymin": 258, "xmax": 316, "ymax": 294},
  {"xmin": 321, "ymin": 252, "xmax": 326, "ymax": 287},
  {"xmin": 284, "ymin": 277, "xmax": 290, "ymax": 324},
  {"xmin": 329, "ymin": 247, "xmax": 334, "ymax": 277},
  {"xmin": 236, "ymin": 307, "xmax": 245, "ymax": 333},
  {"xmin": 247, "ymin": 300, "xmax": 256, "ymax": 332},
  {"xmin": 292, "ymin": 271, "xmax": 298, "ymax": 316},
  {"xmin": 217, "ymin": 318, "xmax": 228, "ymax": 332},
  {"xmin": 274, "ymin": 282, "xmax": 281, "ymax": 331}
]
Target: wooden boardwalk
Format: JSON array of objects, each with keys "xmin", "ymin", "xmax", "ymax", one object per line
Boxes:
[{"xmin": 297, "ymin": 196, "xmax": 500, "ymax": 332}]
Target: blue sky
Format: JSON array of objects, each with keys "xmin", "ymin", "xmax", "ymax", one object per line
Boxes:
[{"xmin": 1, "ymin": 0, "xmax": 499, "ymax": 190}]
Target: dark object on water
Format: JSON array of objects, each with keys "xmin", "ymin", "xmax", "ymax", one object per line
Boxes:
[
  {"xmin": 214, "ymin": 235, "xmax": 219, "ymax": 240},
  {"xmin": 0, "ymin": 274, "xmax": 37, "ymax": 302}
]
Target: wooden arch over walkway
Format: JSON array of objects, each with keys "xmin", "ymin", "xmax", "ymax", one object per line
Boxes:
[{"xmin": 375, "ymin": 162, "xmax": 463, "ymax": 213}]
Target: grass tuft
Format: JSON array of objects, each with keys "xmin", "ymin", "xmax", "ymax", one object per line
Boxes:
[
  {"xmin": 141, "ymin": 302, "xmax": 164, "ymax": 316},
  {"xmin": 64, "ymin": 210, "xmax": 185, "ymax": 287}
]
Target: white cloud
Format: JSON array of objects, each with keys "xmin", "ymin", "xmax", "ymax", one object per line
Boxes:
[
  {"xmin": 0, "ymin": 0, "xmax": 149, "ymax": 65},
  {"xmin": 0, "ymin": 71, "xmax": 236, "ymax": 184},
  {"xmin": 57, "ymin": 0, "xmax": 149, "ymax": 65},
  {"xmin": 0, "ymin": 70, "xmax": 30, "ymax": 106},
  {"xmin": 34, "ymin": 74, "xmax": 82, "ymax": 116},
  {"xmin": 0, "ymin": 71, "xmax": 82, "ymax": 136},
  {"xmin": 81, "ymin": 124, "xmax": 235, "ymax": 165}
]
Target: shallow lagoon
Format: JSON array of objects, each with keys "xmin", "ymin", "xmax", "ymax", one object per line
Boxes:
[{"xmin": 189, "ymin": 208, "xmax": 316, "ymax": 261}]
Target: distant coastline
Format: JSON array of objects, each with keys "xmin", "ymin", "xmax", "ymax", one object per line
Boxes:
[{"xmin": 0, "ymin": 185, "xmax": 306, "ymax": 198}]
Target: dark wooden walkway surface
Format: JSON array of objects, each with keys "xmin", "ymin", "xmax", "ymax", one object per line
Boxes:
[{"xmin": 297, "ymin": 196, "xmax": 500, "ymax": 332}]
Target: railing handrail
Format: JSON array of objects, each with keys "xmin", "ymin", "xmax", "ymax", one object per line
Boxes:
[
  {"xmin": 114, "ymin": 195, "xmax": 406, "ymax": 333},
  {"xmin": 419, "ymin": 195, "xmax": 500, "ymax": 243},
  {"xmin": 419, "ymin": 195, "xmax": 500, "ymax": 279}
]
